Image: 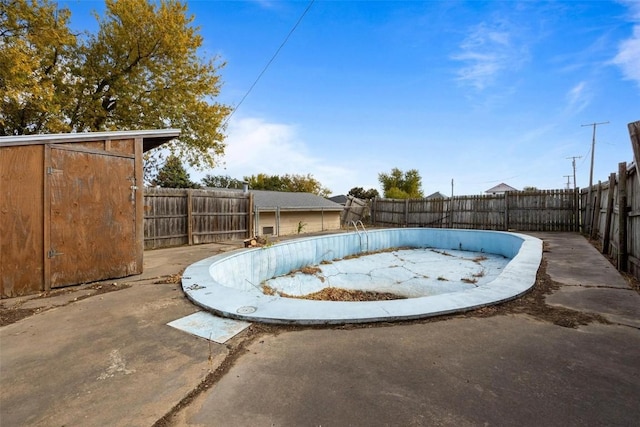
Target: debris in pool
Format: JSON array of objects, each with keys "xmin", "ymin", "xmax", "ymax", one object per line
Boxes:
[
  {"xmin": 261, "ymin": 282, "xmax": 405, "ymax": 301},
  {"xmin": 298, "ymin": 266, "xmax": 322, "ymax": 275}
]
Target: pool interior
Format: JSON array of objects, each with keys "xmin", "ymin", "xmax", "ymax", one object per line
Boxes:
[
  {"xmin": 262, "ymin": 247, "xmax": 510, "ymax": 299},
  {"xmin": 182, "ymin": 228, "xmax": 543, "ymax": 324}
]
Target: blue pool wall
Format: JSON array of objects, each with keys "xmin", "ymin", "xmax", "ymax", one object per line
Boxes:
[{"xmin": 209, "ymin": 228, "xmax": 524, "ymax": 292}]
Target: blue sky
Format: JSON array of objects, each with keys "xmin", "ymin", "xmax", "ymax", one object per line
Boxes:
[{"xmin": 63, "ymin": 0, "xmax": 639, "ymax": 196}]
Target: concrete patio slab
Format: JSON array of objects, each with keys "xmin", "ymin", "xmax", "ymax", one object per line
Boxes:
[
  {"xmin": 1, "ymin": 232, "xmax": 638, "ymax": 427},
  {"xmin": 546, "ymin": 285, "xmax": 640, "ymax": 328},
  {"xmin": 0, "ymin": 283, "xmax": 225, "ymax": 427},
  {"xmin": 175, "ymin": 317, "xmax": 640, "ymax": 427},
  {"xmin": 530, "ymin": 232, "xmax": 640, "ymax": 328},
  {"xmin": 531, "ymin": 232, "xmax": 628, "ymax": 288}
]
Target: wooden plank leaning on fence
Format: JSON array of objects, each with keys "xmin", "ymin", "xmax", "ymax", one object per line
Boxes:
[
  {"xmin": 618, "ymin": 162, "xmax": 629, "ymax": 271},
  {"xmin": 602, "ymin": 173, "xmax": 616, "ymax": 255}
]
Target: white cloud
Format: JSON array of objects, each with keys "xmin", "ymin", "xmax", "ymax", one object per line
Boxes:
[
  {"xmin": 192, "ymin": 116, "xmax": 356, "ymax": 196},
  {"xmin": 564, "ymin": 81, "xmax": 592, "ymax": 116},
  {"xmin": 451, "ymin": 20, "xmax": 527, "ymax": 90},
  {"xmin": 612, "ymin": 27, "xmax": 640, "ymax": 89}
]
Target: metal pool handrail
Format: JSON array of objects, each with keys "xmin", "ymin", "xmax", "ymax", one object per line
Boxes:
[{"xmin": 350, "ymin": 220, "xmax": 369, "ymax": 252}]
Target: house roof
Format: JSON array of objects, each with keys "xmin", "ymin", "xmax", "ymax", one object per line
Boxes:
[
  {"xmin": 0, "ymin": 129, "xmax": 181, "ymax": 152},
  {"xmin": 328, "ymin": 195, "xmax": 348, "ymax": 204},
  {"xmin": 426, "ymin": 191, "xmax": 449, "ymax": 199},
  {"xmin": 208, "ymin": 188, "xmax": 344, "ymax": 211},
  {"xmin": 252, "ymin": 190, "xmax": 343, "ymax": 211},
  {"xmin": 485, "ymin": 183, "xmax": 518, "ymax": 193}
]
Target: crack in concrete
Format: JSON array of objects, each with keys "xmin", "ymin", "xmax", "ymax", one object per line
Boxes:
[{"xmin": 562, "ymin": 284, "xmax": 633, "ymax": 290}]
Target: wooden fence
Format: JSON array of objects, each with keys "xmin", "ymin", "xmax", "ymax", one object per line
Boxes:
[
  {"xmin": 370, "ymin": 189, "xmax": 578, "ymax": 232},
  {"xmin": 582, "ymin": 121, "xmax": 640, "ymax": 279},
  {"xmin": 143, "ymin": 188, "xmax": 252, "ymax": 249}
]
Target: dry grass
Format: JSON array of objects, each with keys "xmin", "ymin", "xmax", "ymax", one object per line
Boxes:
[
  {"xmin": 261, "ymin": 283, "xmax": 277, "ymax": 296},
  {"xmin": 260, "ymin": 282, "xmax": 405, "ymax": 302},
  {"xmin": 299, "ymin": 266, "xmax": 322, "ymax": 275},
  {"xmin": 461, "ymin": 277, "xmax": 478, "ymax": 284},
  {"xmin": 282, "ymin": 287, "xmax": 405, "ymax": 302}
]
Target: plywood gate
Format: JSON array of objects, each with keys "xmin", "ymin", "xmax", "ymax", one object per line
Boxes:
[{"xmin": 48, "ymin": 146, "xmax": 138, "ymax": 287}]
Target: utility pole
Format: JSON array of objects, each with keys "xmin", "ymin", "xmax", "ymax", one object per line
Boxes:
[
  {"xmin": 564, "ymin": 175, "xmax": 571, "ymax": 190},
  {"xmin": 581, "ymin": 121, "xmax": 609, "ymax": 233},
  {"xmin": 566, "ymin": 156, "xmax": 582, "ymax": 191}
]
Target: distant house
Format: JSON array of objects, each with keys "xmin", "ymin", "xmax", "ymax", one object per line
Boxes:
[
  {"xmin": 201, "ymin": 187, "xmax": 344, "ymax": 236},
  {"xmin": 426, "ymin": 191, "xmax": 449, "ymax": 199},
  {"xmin": 252, "ymin": 190, "xmax": 343, "ymax": 236},
  {"xmin": 485, "ymin": 183, "xmax": 518, "ymax": 195}
]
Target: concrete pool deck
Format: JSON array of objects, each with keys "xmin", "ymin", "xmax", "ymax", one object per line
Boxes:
[
  {"xmin": 182, "ymin": 229, "xmax": 542, "ymax": 324},
  {"xmin": 1, "ymin": 232, "xmax": 639, "ymax": 426}
]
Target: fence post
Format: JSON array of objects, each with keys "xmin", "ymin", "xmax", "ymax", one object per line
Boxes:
[
  {"xmin": 504, "ymin": 192, "xmax": 509, "ymax": 231},
  {"xmin": 618, "ymin": 162, "xmax": 628, "ymax": 271},
  {"xmin": 254, "ymin": 205, "xmax": 260, "ymax": 236},
  {"xmin": 248, "ymin": 192, "xmax": 254, "ymax": 238},
  {"xmin": 629, "ymin": 121, "xmax": 640, "ymax": 187},
  {"xmin": 187, "ymin": 189, "xmax": 193, "ymax": 246},
  {"xmin": 591, "ymin": 181, "xmax": 602, "ymax": 240},
  {"xmin": 404, "ymin": 199, "xmax": 409, "ymax": 227},
  {"xmin": 448, "ymin": 197, "xmax": 454, "ymax": 228},
  {"xmin": 573, "ymin": 188, "xmax": 580, "ymax": 232},
  {"xmin": 370, "ymin": 198, "xmax": 376, "ymax": 226},
  {"xmin": 602, "ymin": 173, "xmax": 616, "ymax": 254}
]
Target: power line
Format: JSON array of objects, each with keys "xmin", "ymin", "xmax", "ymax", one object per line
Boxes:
[
  {"xmin": 223, "ymin": 0, "xmax": 316, "ymax": 126},
  {"xmin": 566, "ymin": 155, "xmax": 581, "ymax": 190},
  {"xmin": 581, "ymin": 121, "xmax": 609, "ymax": 189}
]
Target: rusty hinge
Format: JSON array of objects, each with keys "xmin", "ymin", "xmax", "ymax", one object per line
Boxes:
[{"xmin": 48, "ymin": 248, "xmax": 64, "ymax": 258}]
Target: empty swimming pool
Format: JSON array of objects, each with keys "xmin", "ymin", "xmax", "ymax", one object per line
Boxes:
[{"xmin": 181, "ymin": 228, "xmax": 542, "ymax": 325}]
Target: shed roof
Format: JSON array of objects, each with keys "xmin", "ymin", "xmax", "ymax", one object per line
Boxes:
[{"xmin": 0, "ymin": 129, "xmax": 180, "ymax": 152}]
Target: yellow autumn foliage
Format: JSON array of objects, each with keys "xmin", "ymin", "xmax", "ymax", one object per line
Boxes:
[{"xmin": 0, "ymin": 0, "xmax": 230, "ymax": 169}]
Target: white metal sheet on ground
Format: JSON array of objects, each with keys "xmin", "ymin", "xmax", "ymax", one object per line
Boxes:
[{"xmin": 167, "ymin": 311, "xmax": 251, "ymax": 343}]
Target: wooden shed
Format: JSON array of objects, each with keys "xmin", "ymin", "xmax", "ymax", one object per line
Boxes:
[{"xmin": 0, "ymin": 129, "xmax": 180, "ymax": 298}]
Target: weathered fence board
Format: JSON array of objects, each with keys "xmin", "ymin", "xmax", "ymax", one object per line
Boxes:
[
  {"xmin": 577, "ymin": 120, "xmax": 640, "ymax": 280},
  {"xmin": 342, "ymin": 196, "xmax": 370, "ymax": 225},
  {"xmin": 144, "ymin": 188, "xmax": 251, "ymax": 249},
  {"xmin": 370, "ymin": 190, "xmax": 578, "ymax": 232},
  {"xmin": 581, "ymin": 166, "xmax": 629, "ymax": 273}
]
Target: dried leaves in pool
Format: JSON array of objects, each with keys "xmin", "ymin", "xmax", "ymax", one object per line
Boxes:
[{"xmin": 263, "ymin": 285, "xmax": 405, "ymax": 302}]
